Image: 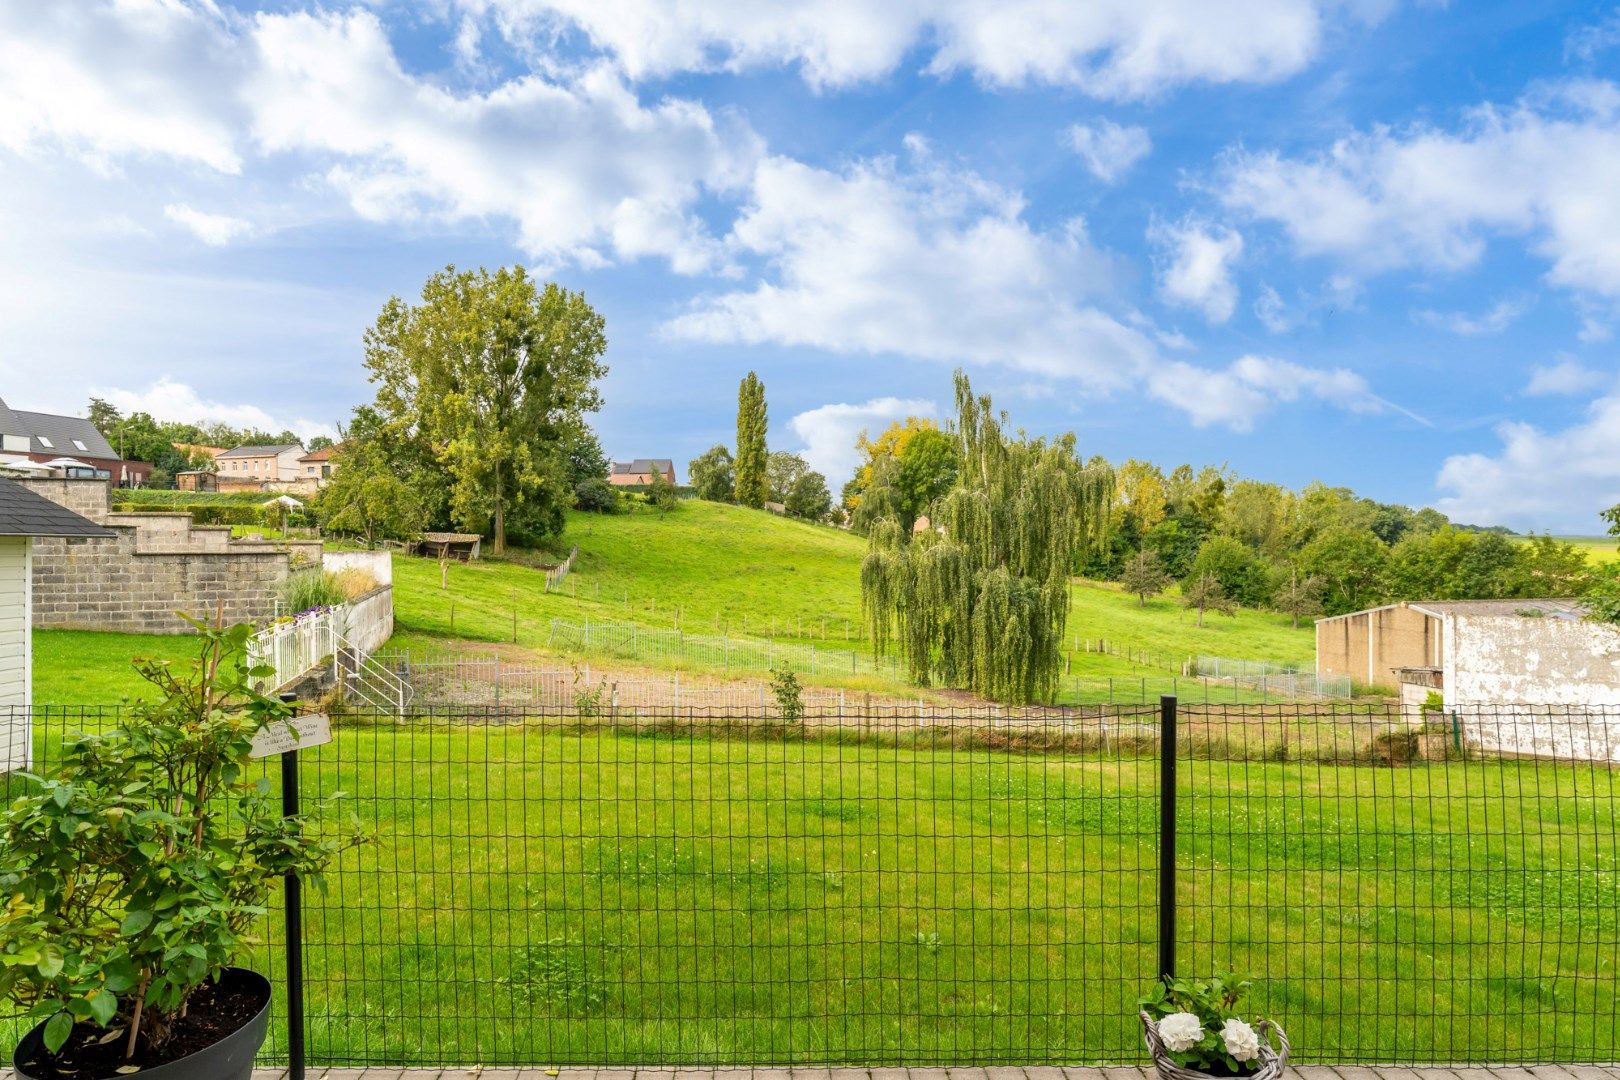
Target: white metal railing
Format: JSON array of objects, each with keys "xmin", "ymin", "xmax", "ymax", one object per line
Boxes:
[{"xmin": 249, "ymin": 607, "xmax": 411, "ymax": 714}]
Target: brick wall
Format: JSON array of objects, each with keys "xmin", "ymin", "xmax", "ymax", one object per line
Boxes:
[{"xmin": 19, "ymin": 478, "xmax": 294, "ymax": 634}]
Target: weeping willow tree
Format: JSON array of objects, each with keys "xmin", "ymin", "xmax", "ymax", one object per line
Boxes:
[{"xmin": 861, "ymin": 372, "xmax": 1113, "ymax": 704}]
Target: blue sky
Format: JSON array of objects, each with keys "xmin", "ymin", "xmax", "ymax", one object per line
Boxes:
[{"xmin": 2, "ymin": 1, "xmax": 1620, "ymax": 532}]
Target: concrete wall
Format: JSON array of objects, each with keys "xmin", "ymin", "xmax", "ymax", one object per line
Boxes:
[
  {"xmin": 336, "ymin": 585, "xmax": 394, "ymax": 654},
  {"xmin": 1316, "ymin": 603, "xmax": 1443, "ymax": 691},
  {"xmin": 20, "ymin": 478, "xmax": 294, "ymax": 634},
  {"xmin": 0, "ymin": 536, "xmax": 29, "ymax": 771},
  {"xmin": 1447, "ymin": 613, "xmax": 1620, "ymax": 762}
]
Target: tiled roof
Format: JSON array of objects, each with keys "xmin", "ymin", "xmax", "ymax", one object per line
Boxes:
[
  {"xmin": 218, "ymin": 444, "xmax": 302, "ymax": 458},
  {"xmin": 0, "ymin": 478, "xmax": 113, "ymax": 537},
  {"xmin": 299, "ymin": 445, "xmax": 340, "ymax": 462},
  {"xmin": 612, "ymin": 459, "xmax": 674, "ymax": 474},
  {"xmin": 0, "ymin": 397, "xmax": 118, "ymax": 459}
]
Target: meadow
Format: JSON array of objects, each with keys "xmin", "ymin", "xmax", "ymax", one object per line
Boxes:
[
  {"xmin": 387, "ymin": 502, "xmax": 1319, "ymax": 705},
  {"xmin": 206, "ymin": 720, "xmax": 1614, "ymax": 1067}
]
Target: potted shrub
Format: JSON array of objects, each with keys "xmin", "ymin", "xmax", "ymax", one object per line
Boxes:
[
  {"xmin": 0, "ymin": 618, "xmax": 360, "ymax": 1080},
  {"xmin": 1140, "ymin": 972, "xmax": 1290, "ymax": 1080}
]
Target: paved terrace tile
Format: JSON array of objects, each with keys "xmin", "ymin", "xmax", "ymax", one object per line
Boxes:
[{"xmin": 5, "ymin": 1069, "xmax": 1620, "ymax": 1080}]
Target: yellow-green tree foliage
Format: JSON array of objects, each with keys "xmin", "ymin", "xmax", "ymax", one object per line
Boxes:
[{"xmin": 861, "ymin": 372, "xmax": 1113, "ymax": 704}]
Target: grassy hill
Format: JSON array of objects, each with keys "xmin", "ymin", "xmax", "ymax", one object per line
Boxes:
[
  {"xmin": 35, "ymin": 501, "xmax": 1319, "ymax": 706},
  {"xmin": 390, "ymin": 501, "xmax": 1317, "ymax": 698}
]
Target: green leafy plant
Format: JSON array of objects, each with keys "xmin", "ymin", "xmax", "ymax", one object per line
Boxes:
[
  {"xmin": 0, "ymin": 618, "xmax": 362, "ymax": 1063},
  {"xmin": 1140, "ymin": 972, "xmax": 1269, "ymax": 1076},
  {"xmin": 571, "ymin": 666, "xmax": 613, "ymax": 718},
  {"xmin": 770, "ymin": 667, "xmax": 803, "ymax": 722},
  {"xmin": 500, "ymin": 939, "xmax": 605, "ymax": 1012}
]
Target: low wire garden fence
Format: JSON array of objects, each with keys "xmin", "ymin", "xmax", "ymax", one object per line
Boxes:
[{"xmin": 4, "ymin": 702, "xmax": 1617, "ymax": 1068}]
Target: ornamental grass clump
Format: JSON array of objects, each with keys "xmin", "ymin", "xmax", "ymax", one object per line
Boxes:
[
  {"xmin": 1140, "ymin": 972, "xmax": 1288, "ymax": 1079},
  {"xmin": 0, "ymin": 617, "xmax": 362, "ymax": 1069}
]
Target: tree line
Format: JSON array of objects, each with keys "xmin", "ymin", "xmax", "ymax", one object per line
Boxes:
[
  {"xmin": 86, "ymin": 399, "xmax": 331, "ymax": 487},
  {"xmin": 843, "ymin": 420, "xmax": 1601, "ymax": 623}
]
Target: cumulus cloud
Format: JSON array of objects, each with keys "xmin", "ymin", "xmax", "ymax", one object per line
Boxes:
[
  {"xmin": 789, "ymin": 396, "xmax": 937, "ymax": 485},
  {"xmin": 164, "ymin": 204, "xmax": 253, "ymax": 246},
  {"xmin": 93, "ymin": 378, "xmax": 335, "ymax": 442},
  {"xmin": 1524, "ymin": 358, "xmax": 1612, "ymax": 396},
  {"xmin": 668, "ymin": 146, "xmax": 1389, "ymax": 430},
  {"xmin": 1146, "ymin": 354, "xmax": 1395, "ymax": 431},
  {"xmin": 1066, "ymin": 120, "xmax": 1151, "ymax": 182},
  {"xmin": 246, "ymin": 9, "xmax": 757, "ymax": 271},
  {"xmin": 1150, "ymin": 217, "xmax": 1243, "ymax": 322},
  {"xmin": 455, "ymin": 0, "xmax": 1367, "ymax": 96},
  {"xmin": 0, "ymin": 1, "xmax": 243, "ymax": 172},
  {"xmin": 1413, "ymin": 296, "xmax": 1530, "ymax": 336},
  {"xmin": 1218, "ymin": 79, "xmax": 1620, "ymax": 300},
  {"xmin": 1436, "ymin": 393, "xmax": 1620, "ymax": 531}
]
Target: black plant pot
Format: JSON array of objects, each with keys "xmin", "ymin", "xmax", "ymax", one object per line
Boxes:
[{"xmin": 12, "ymin": 968, "xmax": 271, "ymax": 1080}]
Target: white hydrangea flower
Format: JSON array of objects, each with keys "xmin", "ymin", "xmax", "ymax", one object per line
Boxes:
[
  {"xmin": 1157, "ymin": 1011, "xmax": 1204, "ymax": 1052},
  {"xmin": 1221, "ymin": 1017, "xmax": 1261, "ymax": 1062}
]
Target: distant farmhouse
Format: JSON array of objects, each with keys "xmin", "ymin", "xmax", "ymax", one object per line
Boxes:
[
  {"xmin": 0, "ymin": 397, "xmax": 151, "ymax": 487},
  {"xmin": 1317, "ymin": 599, "xmax": 1620, "ymax": 760},
  {"xmin": 609, "ymin": 459, "xmax": 676, "ymax": 487},
  {"xmin": 216, "ymin": 444, "xmax": 306, "ymax": 483}
]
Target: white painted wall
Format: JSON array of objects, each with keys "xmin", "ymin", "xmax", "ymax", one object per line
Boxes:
[
  {"xmin": 1446, "ymin": 612, "xmax": 1620, "ymax": 762},
  {"xmin": 334, "ymin": 585, "xmax": 394, "ymax": 655},
  {"xmin": 0, "ymin": 536, "xmax": 31, "ymax": 770}
]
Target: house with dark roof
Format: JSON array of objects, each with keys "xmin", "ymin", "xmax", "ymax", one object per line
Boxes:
[
  {"xmin": 608, "ymin": 458, "xmax": 676, "ymax": 487},
  {"xmin": 0, "ymin": 397, "xmax": 151, "ymax": 487},
  {"xmin": 0, "ymin": 478, "xmax": 111, "ymax": 766},
  {"xmin": 216, "ymin": 443, "xmax": 305, "ymax": 483}
]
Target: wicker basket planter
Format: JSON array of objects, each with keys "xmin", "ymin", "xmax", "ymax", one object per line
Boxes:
[{"xmin": 1140, "ymin": 1010, "xmax": 1291, "ymax": 1080}]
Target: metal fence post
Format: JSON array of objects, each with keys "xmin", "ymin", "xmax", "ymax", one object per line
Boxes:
[
  {"xmin": 277, "ymin": 692, "xmax": 306, "ymax": 1080},
  {"xmin": 1159, "ymin": 693, "xmax": 1178, "ymax": 982}
]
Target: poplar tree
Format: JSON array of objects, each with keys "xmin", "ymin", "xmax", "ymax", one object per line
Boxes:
[
  {"xmin": 734, "ymin": 371, "xmax": 768, "ymax": 508},
  {"xmin": 861, "ymin": 372, "xmax": 1113, "ymax": 704}
]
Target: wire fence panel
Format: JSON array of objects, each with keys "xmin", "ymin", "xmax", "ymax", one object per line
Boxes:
[
  {"xmin": 547, "ymin": 618, "xmax": 902, "ymax": 679},
  {"xmin": 4, "ymin": 703, "xmax": 1618, "ymax": 1067}
]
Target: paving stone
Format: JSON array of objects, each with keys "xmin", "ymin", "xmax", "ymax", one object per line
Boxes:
[
  {"xmin": 1058, "ymin": 1067, "xmax": 1108, "ymax": 1080},
  {"xmin": 1102, "ymin": 1068, "xmax": 1152, "ymax": 1080},
  {"xmin": 1372, "ymin": 1070, "xmax": 1425, "ymax": 1080},
  {"xmin": 1294, "ymin": 1067, "xmax": 1346, "ymax": 1080},
  {"xmin": 871, "ymin": 1069, "xmax": 918, "ymax": 1080},
  {"xmin": 945, "ymin": 1069, "xmax": 990, "ymax": 1080},
  {"xmin": 1022, "ymin": 1067, "xmax": 1066, "ymax": 1080},
  {"xmin": 1414, "ymin": 1069, "xmax": 1464, "ymax": 1080},
  {"xmin": 1328, "ymin": 1067, "xmax": 1384, "ymax": 1080},
  {"xmin": 1529, "ymin": 1068, "xmax": 1580, "ymax": 1080}
]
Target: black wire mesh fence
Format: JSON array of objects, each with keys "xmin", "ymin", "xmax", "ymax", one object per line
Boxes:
[{"xmin": 3, "ymin": 702, "xmax": 1617, "ymax": 1067}]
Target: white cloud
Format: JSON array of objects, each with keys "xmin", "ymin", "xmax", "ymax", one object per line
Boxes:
[
  {"xmin": 246, "ymin": 9, "xmax": 757, "ymax": 271},
  {"xmin": 1150, "ymin": 217, "xmax": 1243, "ymax": 322},
  {"xmin": 164, "ymin": 203, "xmax": 253, "ymax": 246},
  {"xmin": 457, "ymin": 0, "xmax": 1370, "ymax": 96},
  {"xmin": 668, "ymin": 147, "xmax": 1389, "ymax": 430},
  {"xmin": 1566, "ymin": 10, "xmax": 1620, "ymax": 63},
  {"xmin": 1218, "ymin": 79, "xmax": 1620, "ymax": 300},
  {"xmin": 789, "ymin": 396, "xmax": 936, "ymax": 484},
  {"xmin": 92, "ymin": 378, "xmax": 335, "ymax": 442},
  {"xmin": 1066, "ymin": 120, "xmax": 1151, "ymax": 183},
  {"xmin": 1413, "ymin": 296, "xmax": 1530, "ymax": 336},
  {"xmin": 1146, "ymin": 354, "xmax": 1394, "ymax": 431},
  {"xmin": 0, "ymin": 1, "xmax": 243, "ymax": 172},
  {"xmin": 1436, "ymin": 393, "xmax": 1620, "ymax": 531},
  {"xmin": 1525, "ymin": 358, "xmax": 1612, "ymax": 396}
]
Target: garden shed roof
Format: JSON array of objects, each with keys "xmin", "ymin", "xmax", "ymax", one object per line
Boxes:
[{"xmin": 0, "ymin": 478, "xmax": 113, "ymax": 537}]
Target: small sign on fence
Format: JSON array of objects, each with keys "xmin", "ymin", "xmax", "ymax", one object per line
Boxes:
[{"xmin": 249, "ymin": 713, "xmax": 333, "ymax": 759}]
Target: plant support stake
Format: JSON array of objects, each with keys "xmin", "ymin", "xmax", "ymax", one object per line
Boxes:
[{"xmin": 1158, "ymin": 693, "xmax": 1177, "ymax": 983}]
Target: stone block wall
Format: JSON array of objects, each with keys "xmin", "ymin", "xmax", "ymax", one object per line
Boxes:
[{"xmin": 20, "ymin": 478, "xmax": 296, "ymax": 634}]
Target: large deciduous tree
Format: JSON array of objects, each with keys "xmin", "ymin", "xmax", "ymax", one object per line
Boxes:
[
  {"xmin": 861, "ymin": 372, "xmax": 1112, "ymax": 704},
  {"xmin": 361, "ymin": 265, "xmax": 607, "ymax": 554},
  {"xmin": 734, "ymin": 372, "xmax": 768, "ymax": 508},
  {"xmin": 688, "ymin": 444, "xmax": 736, "ymax": 502}
]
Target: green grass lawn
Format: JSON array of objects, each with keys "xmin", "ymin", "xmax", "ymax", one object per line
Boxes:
[
  {"xmin": 390, "ymin": 502, "xmax": 1318, "ymax": 704},
  {"xmin": 32, "ymin": 629, "xmax": 197, "ymax": 706},
  {"xmin": 194, "ymin": 722, "xmax": 1614, "ymax": 1066}
]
